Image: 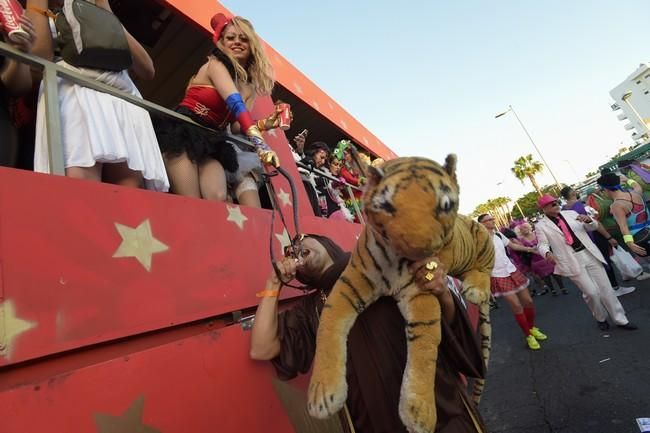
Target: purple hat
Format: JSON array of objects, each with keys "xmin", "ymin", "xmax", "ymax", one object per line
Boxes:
[{"xmin": 537, "ymin": 194, "xmax": 558, "ymax": 208}]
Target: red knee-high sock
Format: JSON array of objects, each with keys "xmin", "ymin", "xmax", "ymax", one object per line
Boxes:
[
  {"xmin": 514, "ymin": 313, "xmax": 531, "ymax": 336},
  {"xmin": 524, "ymin": 306, "xmax": 535, "ymax": 329}
]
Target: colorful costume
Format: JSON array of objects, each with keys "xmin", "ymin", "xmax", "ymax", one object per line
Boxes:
[
  {"xmin": 490, "ymin": 232, "xmax": 529, "ymax": 297},
  {"xmin": 334, "ymin": 140, "xmax": 365, "ymax": 221},
  {"xmin": 154, "ymin": 48, "xmax": 269, "ymax": 184}
]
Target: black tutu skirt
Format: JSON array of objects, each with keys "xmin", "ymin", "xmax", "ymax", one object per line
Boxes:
[{"xmin": 153, "ymin": 106, "xmax": 239, "ymax": 173}]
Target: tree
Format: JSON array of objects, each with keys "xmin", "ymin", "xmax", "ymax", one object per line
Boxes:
[
  {"xmin": 472, "ymin": 197, "xmax": 513, "ymax": 228},
  {"xmin": 511, "ymin": 154, "xmax": 545, "ymax": 196}
]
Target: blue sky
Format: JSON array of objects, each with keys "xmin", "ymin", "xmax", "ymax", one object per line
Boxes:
[{"xmin": 221, "ymin": 0, "xmax": 645, "ymax": 213}]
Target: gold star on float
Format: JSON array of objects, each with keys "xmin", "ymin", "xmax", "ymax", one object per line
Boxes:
[
  {"xmin": 226, "ymin": 205, "xmax": 248, "ymax": 230},
  {"xmin": 0, "ymin": 299, "xmax": 37, "ymax": 360},
  {"xmin": 112, "ymin": 219, "xmax": 169, "ymax": 272},
  {"xmin": 277, "ymin": 189, "xmax": 292, "ymax": 207},
  {"xmin": 275, "ymin": 229, "xmax": 292, "ymax": 252},
  {"xmin": 94, "ymin": 395, "xmax": 161, "ymax": 433}
]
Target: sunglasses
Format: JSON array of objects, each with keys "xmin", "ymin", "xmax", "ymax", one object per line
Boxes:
[
  {"xmin": 284, "ymin": 234, "xmax": 307, "ymax": 259},
  {"xmin": 546, "ymin": 201, "xmax": 560, "ymax": 207}
]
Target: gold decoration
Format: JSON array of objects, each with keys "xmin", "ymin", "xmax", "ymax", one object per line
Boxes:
[
  {"xmin": 226, "ymin": 205, "xmax": 248, "ymax": 230},
  {"xmin": 277, "ymin": 189, "xmax": 292, "ymax": 207},
  {"xmin": 424, "ymin": 272, "xmax": 435, "ymax": 282},
  {"xmin": 112, "ymin": 219, "xmax": 169, "ymax": 272},
  {"xmin": 425, "ymin": 261, "xmax": 438, "ymax": 271},
  {"xmin": 259, "ymin": 150, "xmax": 280, "ymax": 167},
  {"xmin": 0, "ymin": 299, "xmax": 37, "ymax": 360},
  {"xmin": 94, "ymin": 395, "xmax": 161, "ymax": 433}
]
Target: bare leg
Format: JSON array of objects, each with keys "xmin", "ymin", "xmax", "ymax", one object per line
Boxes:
[
  {"xmin": 516, "ymin": 287, "xmax": 534, "ymax": 309},
  {"xmin": 198, "ymin": 159, "xmax": 227, "ymax": 201},
  {"xmin": 102, "ymin": 162, "xmax": 144, "ymax": 188},
  {"xmin": 235, "ymin": 174, "xmax": 261, "ymax": 207},
  {"xmin": 66, "ymin": 165, "xmax": 102, "ymax": 182},
  {"xmin": 501, "ymin": 292, "xmax": 524, "ymax": 314},
  {"xmin": 163, "ymin": 153, "xmax": 200, "ymax": 198}
]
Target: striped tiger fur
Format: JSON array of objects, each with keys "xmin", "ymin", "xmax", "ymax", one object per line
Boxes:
[{"xmin": 307, "ymin": 155, "xmax": 495, "ymax": 433}]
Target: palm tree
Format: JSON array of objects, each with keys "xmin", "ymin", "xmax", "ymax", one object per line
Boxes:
[
  {"xmin": 494, "ymin": 196, "xmax": 513, "ymax": 222},
  {"xmin": 511, "ymin": 154, "xmax": 544, "ymax": 197}
]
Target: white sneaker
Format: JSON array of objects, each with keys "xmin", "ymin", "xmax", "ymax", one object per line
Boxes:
[
  {"xmin": 613, "ymin": 286, "xmax": 636, "ymax": 297},
  {"xmin": 635, "ymin": 272, "xmax": 650, "ymax": 281}
]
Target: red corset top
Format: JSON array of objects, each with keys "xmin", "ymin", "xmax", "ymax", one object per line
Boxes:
[{"xmin": 178, "ymin": 85, "xmax": 233, "ymax": 128}]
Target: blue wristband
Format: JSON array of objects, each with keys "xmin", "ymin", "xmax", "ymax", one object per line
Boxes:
[{"xmin": 225, "ymin": 93, "xmax": 247, "ymax": 118}]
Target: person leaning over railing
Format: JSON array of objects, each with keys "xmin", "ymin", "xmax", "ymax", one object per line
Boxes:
[
  {"xmin": 154, "ymin": 13, "xmax": 280, "ymax": 207},
  {"xmin": 27, "ymin": 0, "xmax": 169, "ymax": 192},
  {"xmin": 1, "ymin": 14, "xmax": 36, "ymax": 167},
  {"xmin": 314, "ymin": 155, "xmax": 354, "ymax": 221}
]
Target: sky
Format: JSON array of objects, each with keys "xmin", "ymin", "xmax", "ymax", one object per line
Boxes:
[{"xmin": 221, "ymin": 0, "xmax": 646, "ymax": 213}]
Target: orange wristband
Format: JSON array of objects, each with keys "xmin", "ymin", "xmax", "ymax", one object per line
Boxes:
[
  {"xmin": 256, "ymin": 289, "xmax": 279, "ymax": 298},
  {"xmin": 27, "ymin": 6, "xmax": 57, "ymax": 19}
]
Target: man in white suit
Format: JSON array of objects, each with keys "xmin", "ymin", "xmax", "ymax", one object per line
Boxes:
[{"xmin": 534, "ymin": 194, "xmax": 637, "ymax": 331}]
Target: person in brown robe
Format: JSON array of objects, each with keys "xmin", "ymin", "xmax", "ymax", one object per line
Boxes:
[{"xmin": 250, "ymin": 234, "xmax": 487, "ymax": 433}]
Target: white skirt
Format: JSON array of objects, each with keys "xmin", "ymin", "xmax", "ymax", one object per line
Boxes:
[{"xmin": 34, "ymin": 63, "xmax": 169, "ymax": 192}]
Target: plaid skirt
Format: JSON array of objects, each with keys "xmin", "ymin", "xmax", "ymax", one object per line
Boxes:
[{"xmin": 490, "ymin": 270, "xmax": 529, "ymax": 297}]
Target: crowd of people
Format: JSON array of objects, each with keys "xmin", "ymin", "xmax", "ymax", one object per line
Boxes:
[
  {"xmin": 1, "ymin": 1, "xmax": 377, "ymax": 218},
  {"xmin": 292, "ymin": 133, "xmax": 384, "ymax": 221},
  {"xmin": 479, "ymin": 170, "xmax": 649, "ymax": 347}
]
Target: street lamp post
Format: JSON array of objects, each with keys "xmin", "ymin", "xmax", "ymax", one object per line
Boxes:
[{"xmin": 495, "ymin": 105, "xmax": 563, "ymax": 191}]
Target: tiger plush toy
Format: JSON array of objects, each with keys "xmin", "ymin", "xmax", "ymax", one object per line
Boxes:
[{"xmin": 307, "ymin": 155, "xmax": 495, "ymax": 433}]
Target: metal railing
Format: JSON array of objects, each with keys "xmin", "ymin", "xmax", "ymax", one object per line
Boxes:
[
  {"xmin": 295, "ymin": 161, "xmax": 365, "ymax": 223},
  {"xmin": 0, "ymin": 40, "xmax": 365, "ymax": 222},
  {"xmin": 0, "ymin": 40, "xmax": 256, "ymax": 174}
]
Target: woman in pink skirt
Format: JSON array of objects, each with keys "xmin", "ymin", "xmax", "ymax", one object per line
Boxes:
[
  {"xmin": 479, "ymin": 214, "xmax": 549, "ymax": 350},
  {"xmin": 515, "ymin": 221, "xmax": 568, "ymax": 296}
]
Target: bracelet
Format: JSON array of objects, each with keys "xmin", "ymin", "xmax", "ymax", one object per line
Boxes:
[
  {"xmin": 623, "ymin": 234, "xmax": 634, "ymax": 244},
  {"xmin": 256, "ymin": 289, "xmax": 279, "ymax": 298},
  {"xmin": 27, "ymin": 6, "xmax": 57, "ymax": 19},
  {"xmin": 605, "ymin": 236, "xmax": 613, "ymax": 240}
]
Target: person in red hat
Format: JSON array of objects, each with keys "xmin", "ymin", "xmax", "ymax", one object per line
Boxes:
[
  {"xmin": 534, "ymin": 194, "xmax": 637, "ymax": 331},
  {"xmin": 478, "ymin": 213, "xmax": 548, "ymax": 350},
  {"xmin": 154, "ymin": 13, "xmax": 282, "ymax": 206}
]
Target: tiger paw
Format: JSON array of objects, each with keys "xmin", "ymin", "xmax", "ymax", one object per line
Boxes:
[
  {"xmin": 399, "ymin": 394, "xmax": 437, "ymax": 433},
  {"xmin": 462, "ymin": 286, "xmax": 490, "ymax": 305},
  {"xmin": 307, "ymin": 374, "xmax": 348, "ymax": 419}
]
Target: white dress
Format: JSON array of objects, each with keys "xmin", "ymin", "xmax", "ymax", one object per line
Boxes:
[{"xmin": 34, "ymin": 61, "xmax": 169, "ymax": 192}]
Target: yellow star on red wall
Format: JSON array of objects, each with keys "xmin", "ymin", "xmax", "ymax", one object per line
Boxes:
[
  {"xmin": 0, "ymin": 299, "xmax": 37, "ymax": 360},
  {"xmin": 226, "ymin": 205, "xmax": 248, "ymax": 230},
  {"xmin": 277, "ymin": 189, "xmax": 292, "ymax": 207},
  {"xmin": 94, "ymin": 395, "xmax": 160, "ymax": 433},
  {"xmin": 112, "ymin": 219, "xmax": 169, "ymax": 272}
]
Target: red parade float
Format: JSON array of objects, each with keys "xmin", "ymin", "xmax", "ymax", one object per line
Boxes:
[
  {"xmin": 0, "ymin": 1, "xmax": 393, "ymax": 432},
  {"xmin": 0, "ymin": 2, "xmax": 475, "ymax": 432}
]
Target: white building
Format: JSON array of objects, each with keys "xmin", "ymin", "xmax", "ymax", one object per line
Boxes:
[{"xmin": 610, "ymin": 63, "xmax": 650, "ymax": 145}]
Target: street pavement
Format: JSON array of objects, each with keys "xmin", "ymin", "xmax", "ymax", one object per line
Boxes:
[{"xmin": 480, "ymin": 278, "xmax": 650, "ymax": 433}]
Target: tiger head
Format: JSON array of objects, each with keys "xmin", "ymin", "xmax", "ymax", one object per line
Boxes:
[{"xmin": 363, "ymin": 155, "xmax": 459, "ymax": 261}]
